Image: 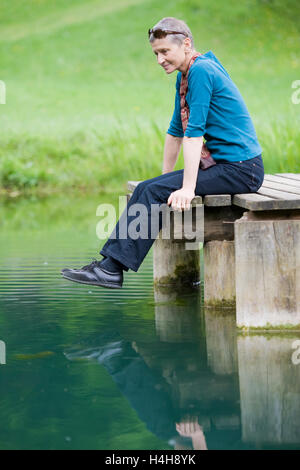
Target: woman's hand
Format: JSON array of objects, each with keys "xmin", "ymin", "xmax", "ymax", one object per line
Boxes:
[
  {"xmin": 167, "ymin": 188, "xmax": 195, "ymax": 211},
  {"xmin": 175, "ymin": 417, "xmax": 203, "ymax": 438},
  {"xmin": 176, "ymin": 416, "xmax": 208, "ymax": 450}
]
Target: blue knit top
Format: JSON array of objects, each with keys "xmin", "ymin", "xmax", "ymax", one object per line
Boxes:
[{"xmin": 167, "ymin": 51, "xmax": 262, "ymax": 162}]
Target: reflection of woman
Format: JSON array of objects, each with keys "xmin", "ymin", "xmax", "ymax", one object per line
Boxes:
[
  {"xmin": 61, "ymin": 16, "xmax": 264, "ymax": 289},
  {"xmin": 65, "ymin": 333, "xmax": 208, "ymax": 449},
  {"xmin": 65, "ymin": 330, "xmax": 242, "ymax": 449},
  {"xmin": 65, "ymin": 334, "xmax": 189, "ymax": 447}
]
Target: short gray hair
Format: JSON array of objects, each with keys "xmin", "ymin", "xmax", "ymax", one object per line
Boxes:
[{"xmin": 149, "ymin": 17, "xmax": 194, "ymax": 49}]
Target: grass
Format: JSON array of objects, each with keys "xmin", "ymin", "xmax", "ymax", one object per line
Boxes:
[
  {"xmin": 0, "ymin": 123, "xmax": 165, "ymax": 196},
  {"xmin": 0, "ymin": 0, "xmax": 300, "ymax": 195}
]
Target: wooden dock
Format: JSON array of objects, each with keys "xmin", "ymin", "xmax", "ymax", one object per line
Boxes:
[{"xmin": 128, "ymin": 174, "xmax": 300, "ymax": 329}]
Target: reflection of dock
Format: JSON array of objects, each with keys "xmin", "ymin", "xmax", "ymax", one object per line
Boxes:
[
  {"xmin": 0, "ymin": 340, "xmax": 6, "ymax": 365},
  {"xmin": 149, "ymin": 291, "xmax": 241, "ymax": 438},
  {"xmin": 152, "ymin": 291, "xmax": 300, "ymax": 448},
  {"xmin": 238, "ymin": 334, "xmax": 300, "ymax": 446},
  {"xmin": 204, "ymin": 308, "xmax": 238, "ymax": 376},
  {"xmin": 154, "ymin": 287, "xmax": 204, "ymax": 344}
]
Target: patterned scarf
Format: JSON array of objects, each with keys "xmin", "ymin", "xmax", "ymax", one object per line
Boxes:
[{"xmin": 180, "ymin": 53, "xmax": 216, "ymax": 170}]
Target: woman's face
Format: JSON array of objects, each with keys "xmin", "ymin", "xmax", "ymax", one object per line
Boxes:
[{"xmin": 150, "ymin": 37, "xmax": 190, "ymax": 74}]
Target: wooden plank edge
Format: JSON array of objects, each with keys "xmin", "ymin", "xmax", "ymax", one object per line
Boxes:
[
  {"xmin": 204, "ymin": 194, "xmax": 232, "ymax": 206},
  {"xmin": 233, "ymin": 194, "xmax": 300, "ymax": 210},
  {"xmin": 274, "ymin": 173, "xmax": 300, "ymax": 182}
]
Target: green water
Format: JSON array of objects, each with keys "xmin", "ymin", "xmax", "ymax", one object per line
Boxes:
[{"xmin": 0, "ymin": 194, "xmax": 300, "ymax": 450}]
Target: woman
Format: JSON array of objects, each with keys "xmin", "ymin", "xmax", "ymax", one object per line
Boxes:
[{"xmin": 61, "ymin": 17, "xmax": 264, "ymax": 288}]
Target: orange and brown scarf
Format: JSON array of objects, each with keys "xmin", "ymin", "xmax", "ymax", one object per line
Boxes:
[{"xmin": 180, "ymin": 53, "xmax": 216, "ymax": 170}]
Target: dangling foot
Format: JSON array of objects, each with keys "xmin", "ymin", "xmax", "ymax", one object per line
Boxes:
[{"xmin": 61, "ymin": 258, "xmax": 123, "ymax": 289}]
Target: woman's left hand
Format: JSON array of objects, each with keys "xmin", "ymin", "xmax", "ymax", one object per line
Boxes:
[{"xmin": 167, "ymin": 188, "xmax": 195, "ymax": 211}]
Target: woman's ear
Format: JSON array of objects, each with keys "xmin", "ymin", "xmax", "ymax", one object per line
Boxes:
[{"xmin": 184, "ymin": 37, "xmax": 192, "ymax": 52}]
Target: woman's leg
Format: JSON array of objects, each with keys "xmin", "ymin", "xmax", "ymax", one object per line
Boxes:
[
  {"xmin": 194, "ymin": 155, "xmax": 264, "ymax": 196},
  {"xmin": 61, "ymin": 169, "xmax": 185, "ymax": 286},
  {"xmin": 61, "ymin": 155, "xmax": 264, "ymax": 285},
  {"xmin": 100, "ymin": 169, "xmax": 185, "ymax": 271},
  {"xmin": 100, "ymin": 155, "xmax": 264, "ymax": 272}
]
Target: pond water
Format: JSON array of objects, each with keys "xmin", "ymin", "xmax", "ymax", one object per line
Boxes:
[{"xmin": 0, "ymin": 193, "xmax": 300, "ymax": 450}]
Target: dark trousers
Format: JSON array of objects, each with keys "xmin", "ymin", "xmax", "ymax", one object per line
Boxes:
[{"xmin": 100, "ymin": 154, "xmax": 264, "ymax": 272}]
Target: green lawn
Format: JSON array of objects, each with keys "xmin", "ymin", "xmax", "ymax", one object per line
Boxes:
[{"xmin": 0, "ymin": 0, "xmax": 300, "ymax": 195}]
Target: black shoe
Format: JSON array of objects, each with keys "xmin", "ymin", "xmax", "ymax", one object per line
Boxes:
[
  {"xmin": 64, "ymin": 340, "xmax": 124, "ymax": 362},
  {"xmin": 61, "ymin": 259, "xmax": 123, "ymax": 289}
]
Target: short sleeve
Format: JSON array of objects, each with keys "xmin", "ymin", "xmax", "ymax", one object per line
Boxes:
[
  {"xmin": 167, "ymin": 75, "xmax": 184, "ymax": 138},
  {"xmin": 184, "ymin": 64, "xmax": 214, "ymax": 137}
]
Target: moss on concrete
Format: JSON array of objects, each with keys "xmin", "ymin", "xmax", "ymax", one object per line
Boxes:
[
  {"xmin": 154, "ymin": 259, "xmax": 200, "ymax": 288},
  {"xmin": 204, "ymin": 298, "xmax": 236, "ymax": 310},
  {"xmin": 237, "ymin": 323, "xmax": 300, "ymax": 335}
]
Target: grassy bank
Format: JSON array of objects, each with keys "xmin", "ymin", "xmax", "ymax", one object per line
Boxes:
[
  {"xmin": 0, "ymin": 0, "xmax": 300, "ymax": 195},
  {"xmin": 0, "ymin": 124, "xmax": 165, "ymax": 196},
  {"xmin": 1, "ymin": 119, "xmax": 300, "ymax": 197}
]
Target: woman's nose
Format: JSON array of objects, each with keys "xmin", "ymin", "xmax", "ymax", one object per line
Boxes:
[{"xmin": 157, "ymin": 54, "xmax": 164, "ymax": 65}]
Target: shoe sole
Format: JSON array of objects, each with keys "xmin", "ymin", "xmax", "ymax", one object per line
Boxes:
[{"xmin": 61, "ymin": 272, "xmax": 122, "ymax": 289}]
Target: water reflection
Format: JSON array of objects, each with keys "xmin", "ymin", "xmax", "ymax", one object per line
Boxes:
[
  {"xmin": 64, "ymin": 295, "xmax": 300, "ymax": 450},
  {"xmin": 1, "ymin": 194, "xmax": 300, "ymax": 449},
  {"xmin": 238, "ymin": 334, "xmax": 300, "ymax": 447},
  {"xmin": 64, "ymin": 330, "xmax": 218, "ymax": 450},
  {"xmin": 64, "ymin": 290, "xmax": 242, "ymax": 450}
]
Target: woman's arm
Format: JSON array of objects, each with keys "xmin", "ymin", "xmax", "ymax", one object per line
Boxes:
[
  {"xmin": 162, "ymin": 133, "xmax": 183, "ymax": 174},
  {"xmin": 182, "ymin": 136, "xmax": 203, "ymax": 191},
  {"xmin": 167, "ymin": 135, "xmax": 203, "ymax": 211}
]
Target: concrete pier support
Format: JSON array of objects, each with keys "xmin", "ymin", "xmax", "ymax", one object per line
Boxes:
[
  {"xmin": 203, "ymin": 240, "xmax": 236, "ymax": 307},
  {"xmin": 235, "ymin": 211, "xmax": 300, "ymax": 328},
  {"xmin": 153, "ymin": 202, "xmax": 202, "ymax": 287},
  {"xmin": 153, "ymin": 237, "xmax": 200, "ymax": 287}
]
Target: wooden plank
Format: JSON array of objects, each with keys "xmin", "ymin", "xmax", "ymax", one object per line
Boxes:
[
  {"xmin": 127, "ymin": 180, "xmax": 141, "ymax": 192},
  {"xmin": 204, "ymin": 206, "xmax": 245, "ymax": 242},
  {"xmin": 233, "ymin": 193, "xmax": 283, "ymax": 211},
  {"xmin": 275, "ymin": 173, "xmax": 300, "ymax": 182},
  {"xmin": 264, "ymin": 174, "xmax": 300, "ymax": 189},
  {"xmin": 257, "ymin": 186, "xmax": 300, "ymax": 200},
  {"xmin": 129, "ymin": 177, "xmax": 300, "ymax": 211},
  {"xmin": 203, "ymin": 194, "xmax": 232, "ymax": 206},
  {"xmin": 262, "ymin": 180, "xmax": 300, "ymax": 196},
  {"xmin": 191, "ymin": 196, "xmax": 203, "ymax": 207},
  {"xmin": 235, "ymin": 193, "xmax": 300, "ymax": 210}
]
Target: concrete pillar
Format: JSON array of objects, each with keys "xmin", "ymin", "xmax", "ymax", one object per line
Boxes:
[
  {"xmin": 153, "ymin": 237, "xmax": 200, "ymax": 287},
  {"xmin": 203, "ymin": 240, "xmax": 236, "ymax": 307},
  {"xmin": 235, "ymin": 212, "xmax": 300, "ymax": 328}
]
